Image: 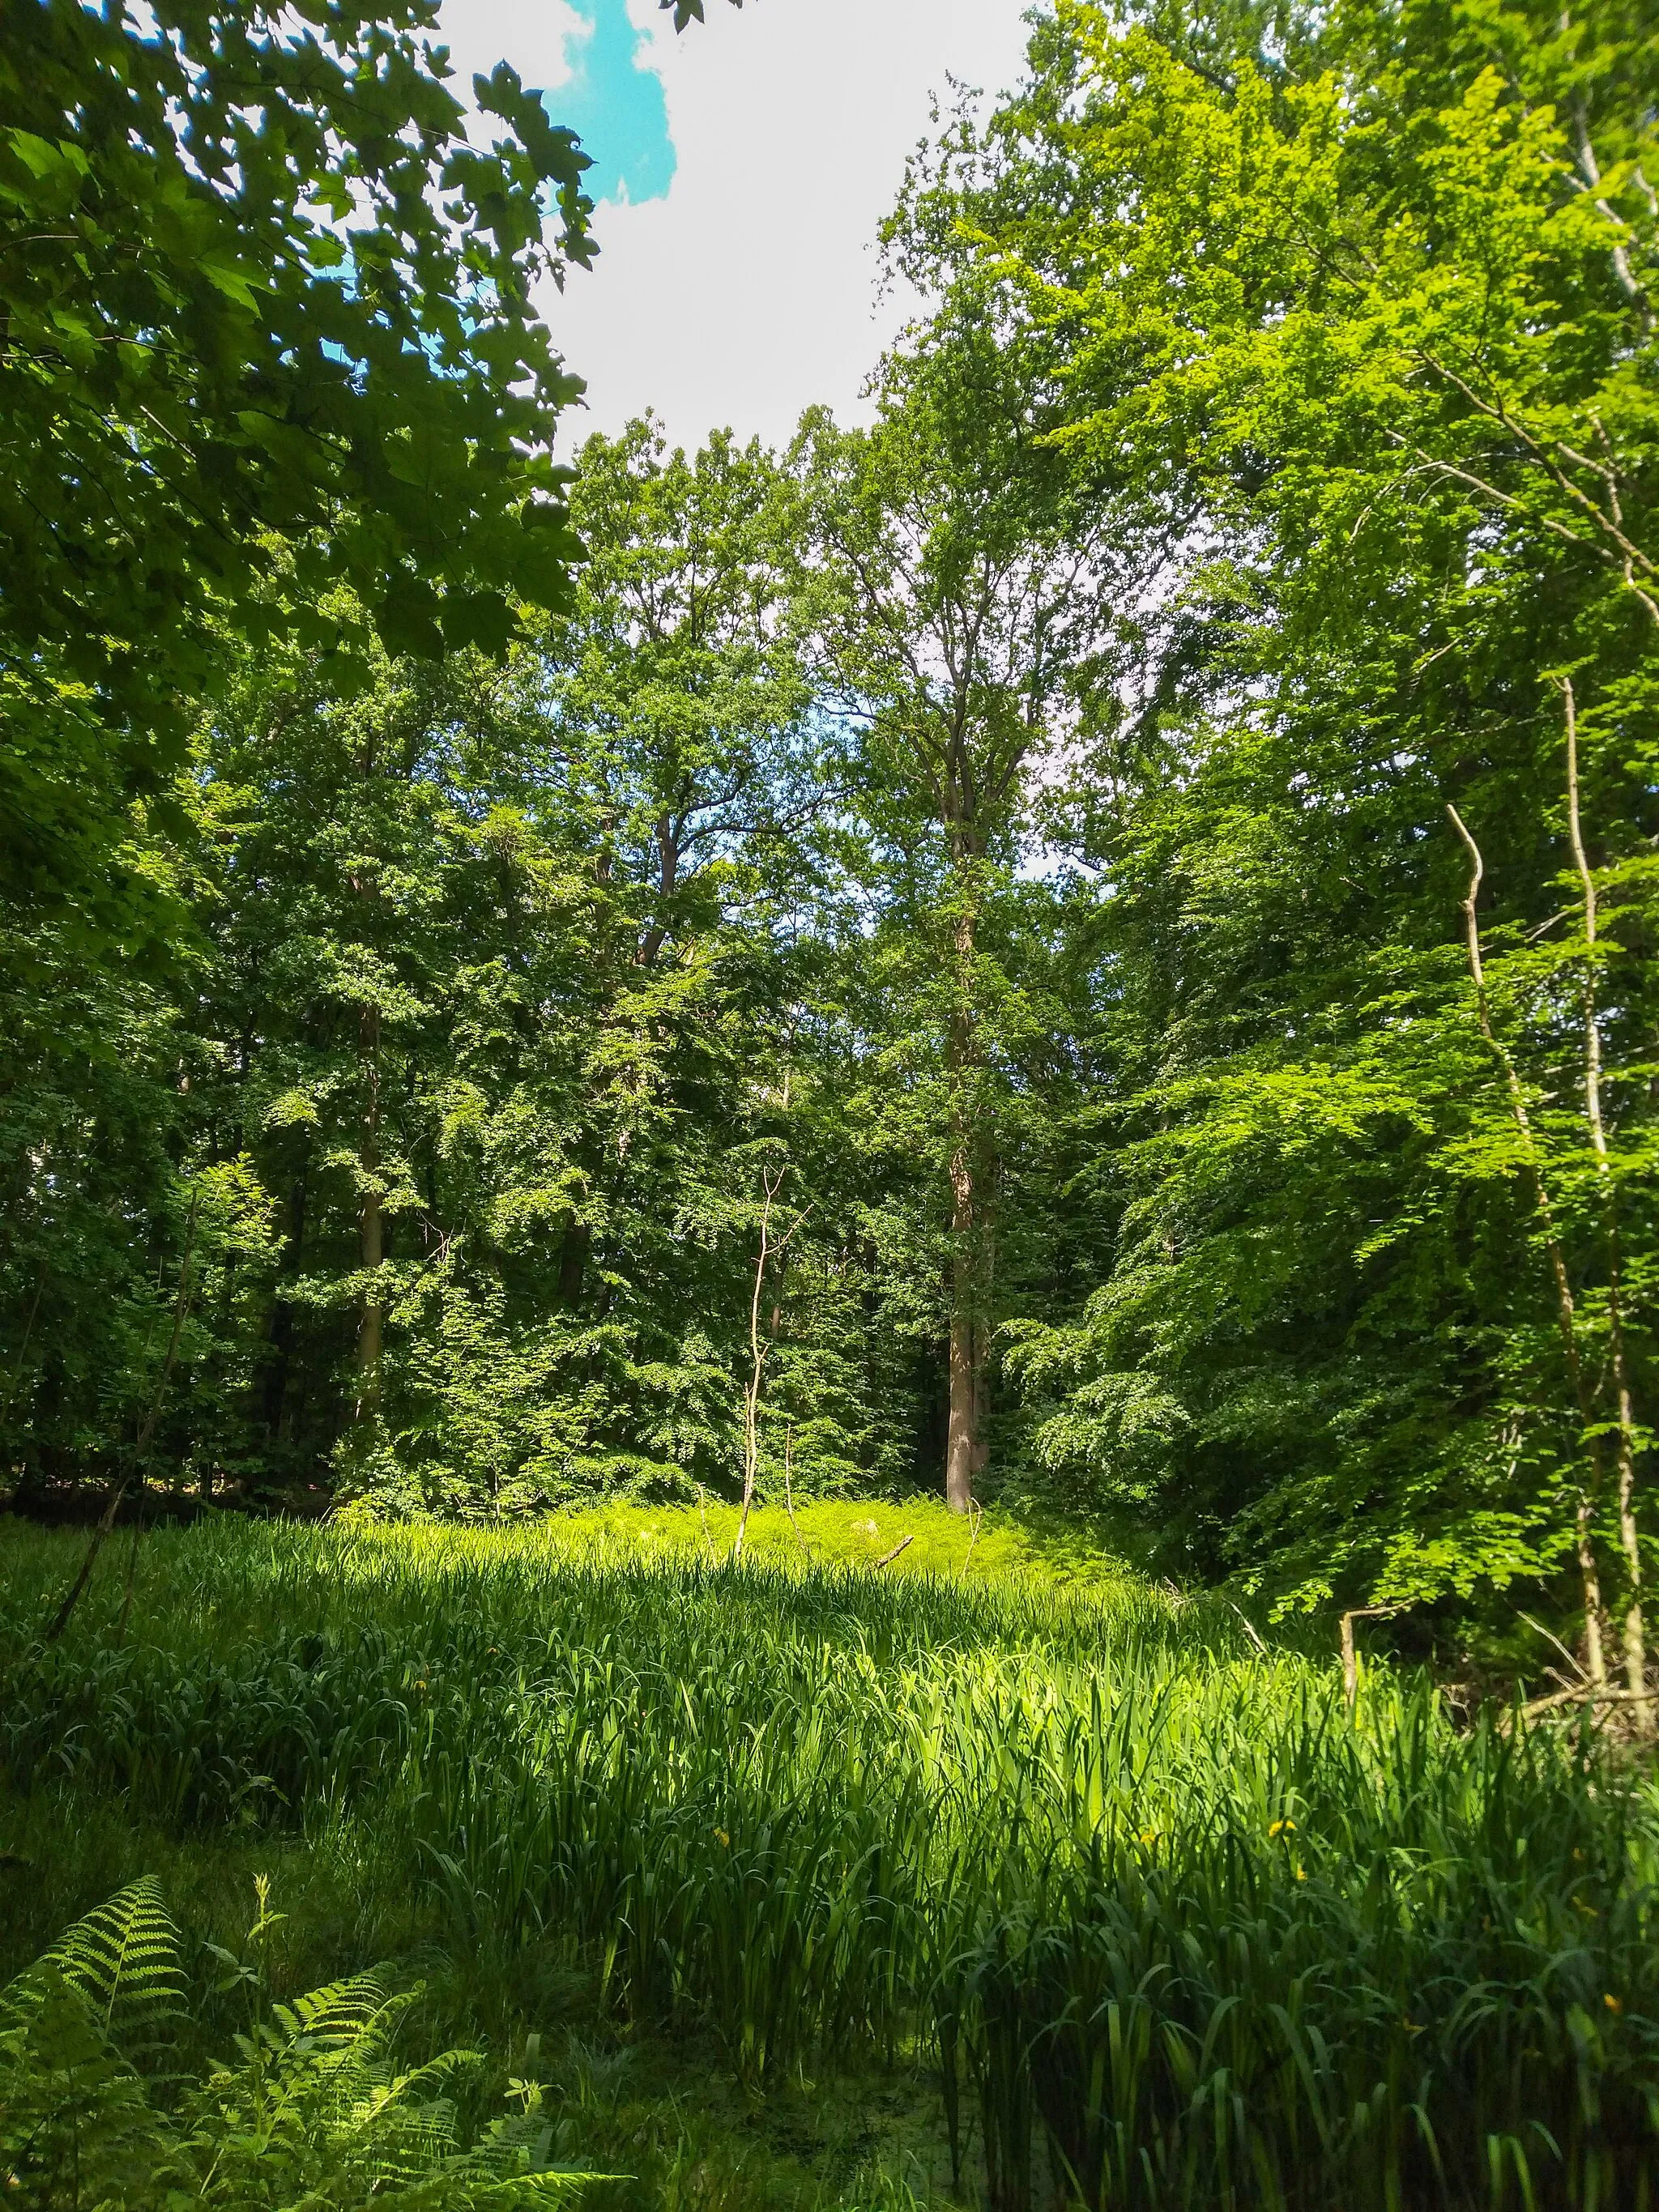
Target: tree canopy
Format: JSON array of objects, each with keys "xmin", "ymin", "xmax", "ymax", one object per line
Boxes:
[{"xmin": 2, "ymin": 0, "xmax": 591, "ymax": 919}]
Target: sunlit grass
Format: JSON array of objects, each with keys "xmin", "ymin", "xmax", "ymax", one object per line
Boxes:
[{"xmin": 2, "ymin": 1507, "xmax": 1657, "ymax": 2208}]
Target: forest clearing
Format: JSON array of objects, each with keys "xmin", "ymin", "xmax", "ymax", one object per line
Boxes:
[
  {"xmin": 4, "ymin": 0, "xmax": 1659, "ymax": 2201},
  {"xmin": 5, "ymin": 1509, "xmax": 1659, "ymax": 2209}
]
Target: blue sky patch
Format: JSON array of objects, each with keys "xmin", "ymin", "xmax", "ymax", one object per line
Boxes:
[{"xmin": 548, "ymin": 2, "xmax": 676, "ymax": 205}]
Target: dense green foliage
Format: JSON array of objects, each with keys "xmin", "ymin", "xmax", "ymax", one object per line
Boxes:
[
  {"xmin": 4, "ymin": 0, "xmax": 1659, "ymax": 1789},
  {"xmin": 5, "ymin": 0, "xmax": 1654, "ymax": 1677},
  {"xmin": 0, "ymin": 0, "xmax": 595, "ymax": 939},
  {"xmin": 974, "ymin": 0, "xmax": 1658, "ymax": 1667},
  {"xmin": 4, "ymin": 1518, "xmax": 1659, "ymax": 2210},
  {"xmin": 0, "ymin": 421, "xmax": 963, "ymax": 1519}
]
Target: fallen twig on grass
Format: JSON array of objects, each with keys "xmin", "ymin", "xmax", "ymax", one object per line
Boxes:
[
  {"xmin": 1493, "ymin": 1681, "xmax": 1653, "ymax": 1733},
  {"xmin": 1516, "ymin": 1608, "xmax": 1591, "ymax": 1687},
  {"xmin": 873, "ymin": 1533, "xmax": 913, "ymax": 1570}
]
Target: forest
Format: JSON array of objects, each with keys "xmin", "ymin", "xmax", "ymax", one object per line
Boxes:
[{"xmin": 2, "ymin": 0, "xmax": 1658, "ymax": 2204}]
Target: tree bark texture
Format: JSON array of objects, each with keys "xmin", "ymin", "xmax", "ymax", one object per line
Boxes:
[{"xmin": 945, "ymin": 1290, "xmax": 979, "ymax": 1515}]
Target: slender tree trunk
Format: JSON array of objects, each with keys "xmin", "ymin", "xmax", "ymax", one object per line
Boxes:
[
  {"xmin": 1559, "ymin": 679, "xmax": 1649, "ymax": 1724},
  {"xmin": 1575, "ymin": 1499, "xmax": 1610, "ymax": 1690},
  {"xmin": 1448, "ymin": 803, "xmax": 1609, "ymax": 1686},
  {"xmin": 734, "ymin": 1168, "xmax": 806, "ymax": 1560},
  {"xmin": 733, "ymin": 1167, "xmax": 781, "ymax": 1562},
  {"xmin": 45, "ymin": 1191, "xmax": 199, "ymax": 1643},
  {"xmin": 354, "ymin": 1000, "xmax": 383, "ymax": 1422}
]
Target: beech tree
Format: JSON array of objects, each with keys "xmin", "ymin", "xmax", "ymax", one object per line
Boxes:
[{"xmin": 796, "ymin": 283, "xmax": 1161, "ymax": 1511}]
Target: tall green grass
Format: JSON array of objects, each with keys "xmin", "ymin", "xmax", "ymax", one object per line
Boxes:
[{"xmin": 2, "ymin": 1508, "xmax": 1657, "ymax": 2210}]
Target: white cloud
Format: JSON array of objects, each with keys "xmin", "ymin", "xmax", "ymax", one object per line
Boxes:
[
  {"xmin": 461, "ymin": 0, "xmax": 1034, "ymax": 456},
  {"xmin": 436, "ymin": 0, "xmax": 585, "ymax": 102}
]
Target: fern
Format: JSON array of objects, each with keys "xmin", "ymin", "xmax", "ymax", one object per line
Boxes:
[
  {"xmin": 0, "ymin": 1886, "xmax": 177, "ymax": 2212},
  {"xmin": 2, "ymin": 1878, "xmax": 603, "ymax": 2210},
  {"xmin": 164, "ymin": 1974, "xmax": 603, "ymax": 2206},
  {"xmin": 269, "ymin": 1971, "xmax": 388, "ymax": 2052},
  {"xmin": 169, "ymin": 1976, "xmax": 464, "ymax": 2199},
  {"xmin": 434, "ymin": 2081, "xmax": 606, "ymax": 2202}
]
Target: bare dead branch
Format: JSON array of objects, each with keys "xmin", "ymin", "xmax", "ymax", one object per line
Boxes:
[
  {"xmin": 956, "ymin": 1501, "xmax": 984, "ymax": 1584},
  {"xmin": 1447, "ymin": 800, "xmax": 1608, "ymax": 1687},
  {"xmin": 1558, "ymin": 676, "xmax": 1650, "ymax": 1728}
]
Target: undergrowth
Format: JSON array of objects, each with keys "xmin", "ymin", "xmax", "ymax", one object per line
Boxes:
[{"xmin": 0, "ymin": 1873, "xmax": 595, "ymax": 2209}]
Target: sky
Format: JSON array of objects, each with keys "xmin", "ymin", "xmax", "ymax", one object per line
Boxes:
[{"xmin": 437, "ymin": 0, "xmax": 1034, "ymax": 454}]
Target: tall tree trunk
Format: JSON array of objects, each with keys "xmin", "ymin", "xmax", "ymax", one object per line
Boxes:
[
  {"xmin": 557, "ymin": 1219, "xmax": 590, "ymax": 1309},
  {"xmin": 955, "ymin": 1167, "xmax": 982, "ymax": 1513},
  {"xmin": 354, "ymin": 1000, "xmax": 383, "ymax": 1422},
  {"xmin": 945, "ymin": 886, "xmax": 983, "ymax": 1515}
]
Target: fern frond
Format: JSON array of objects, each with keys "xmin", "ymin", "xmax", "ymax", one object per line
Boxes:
[
  {"xmin": 370, "ymin": 2156, "xmax": 610, "ymax": 2209},
  {"xmin": 39, "ymin": 1876, "xmax": 185, "ymax": 2045},
  {"xmin": 5, "ymin": 1892, "xmax": 606, "ymax": 2211},
  {"xmin": 424, "ymin": 2087, "xmax": 620, "ymax": 2203},
  {"xmin": 269, "ymin": 1970, "xmax": 386, "ymax": 2051}
]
